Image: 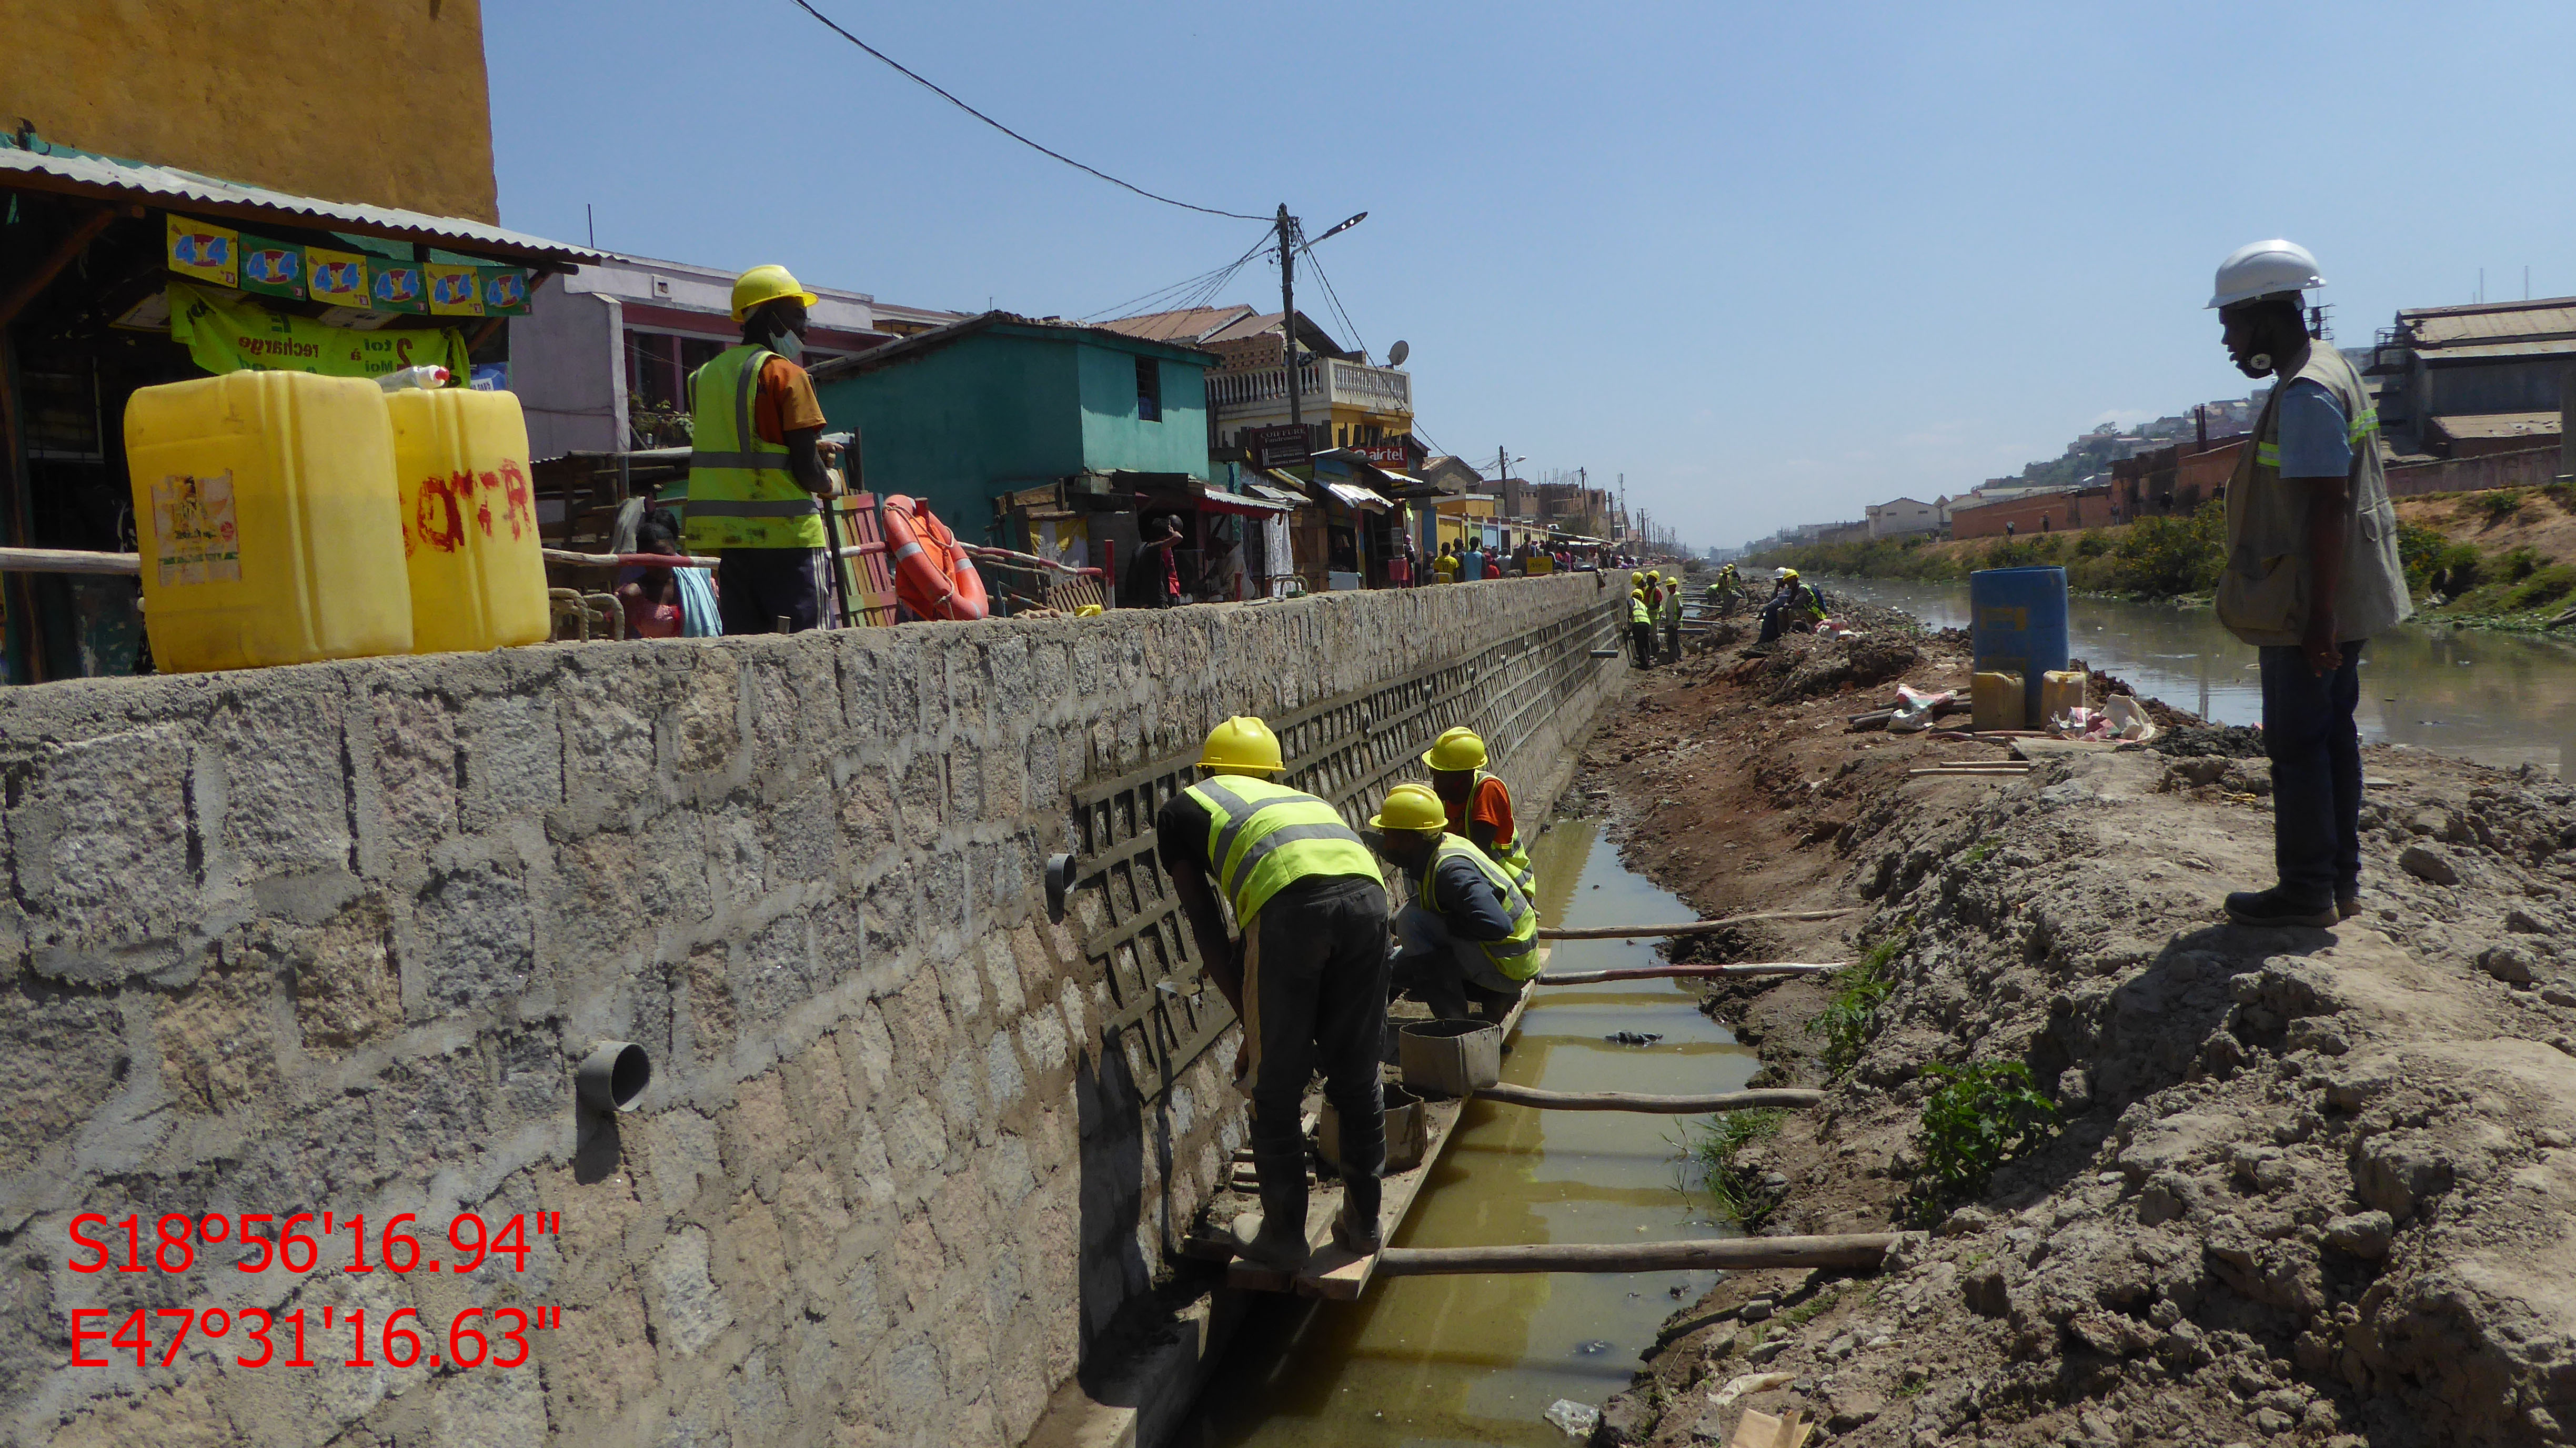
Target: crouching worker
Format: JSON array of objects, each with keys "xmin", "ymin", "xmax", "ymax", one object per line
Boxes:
[
  {"xmin": 1421, "ymin": 725, "xmax": 1537, "ymax": 902},
  {"xmin": 1159, "ymin": 717, "xmax": 1391, "ymax": 1269},
  {"xmin": 1373, "ymin": 782, "xmax": 1542, "ymax": 1024}
]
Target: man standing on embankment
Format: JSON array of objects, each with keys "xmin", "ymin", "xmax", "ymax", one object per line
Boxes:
[{"xmin": 2205, "ymin": 239, "xmax": 2412, "ymax": 929}]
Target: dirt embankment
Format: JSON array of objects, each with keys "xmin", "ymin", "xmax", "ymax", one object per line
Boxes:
[{"xmin": 1575, "ymin": 619, "xmax": 2576, "ymax": 1446}]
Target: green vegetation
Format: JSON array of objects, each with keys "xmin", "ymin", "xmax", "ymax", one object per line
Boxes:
[
  {"xmin": 1963, "ymin": 838, "xmax": 1998, "ymax": 867},
  {"xmin": 1685, "ymin": 1109, "xmax": 1786, "ymax": 1228},
  {"xmin": 2474, "ymin": 488, "xmax": 2532, "ymax": 524},
  {"xmin": 1907, "ymin": 1061, "xmax": 2058, "ymax": 1220},
  {"xmin": 1807, "ymin": 931, "xmax": 1907, "ymax": 1076},
  {"xmin": 2098, "ymin": 501, "xmax": 2226, "ymax": 597}
]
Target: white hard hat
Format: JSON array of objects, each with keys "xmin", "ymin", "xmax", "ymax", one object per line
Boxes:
[{"xmin": 2207, "ymin": 239, "xmax": 2326, "ymax": 310}]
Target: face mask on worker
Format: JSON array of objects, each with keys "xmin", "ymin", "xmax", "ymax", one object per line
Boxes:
[{"xmin": 766, "ymin": 325, "xmax": 804, "ymax": 363}]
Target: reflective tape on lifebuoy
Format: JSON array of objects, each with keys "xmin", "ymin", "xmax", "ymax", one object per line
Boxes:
[{"xmin": 881, "ymin": 495, "xmax": 988, "ymax": 621}]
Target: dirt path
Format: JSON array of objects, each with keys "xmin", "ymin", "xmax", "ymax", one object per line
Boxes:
[{"xmin": 1575, "ymin": 616, "xmax": 2576, "ymax": 1447}]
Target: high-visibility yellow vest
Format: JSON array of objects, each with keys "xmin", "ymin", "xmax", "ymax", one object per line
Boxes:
[
  {"xmin": 1456, "ymin": 770, "xmax": 1537, "ymax": 900},
  {"xmin": 1182, "ymin": 775, "xmax": 1382, "ymax": 921},
  {"xmin": 683, "ymin": 344, "xmax": 827, "ymax": 551},
  {"xmin": 1420, "ymin": 835, "xmax": 1541, "ymax": 981},
  {"xmin": 1629, "ymin": 596, "xmax": 1652, "ymax": 625}
]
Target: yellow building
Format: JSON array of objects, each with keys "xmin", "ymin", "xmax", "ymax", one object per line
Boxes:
[{"xmin": 1, "ymin": 0, "xmax": 500, "ymax": 220}]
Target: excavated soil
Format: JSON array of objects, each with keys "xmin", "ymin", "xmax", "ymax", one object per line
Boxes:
[{"xmin": 1573, "ymin": 616, "xmax": 2576, "ymax": 1447}]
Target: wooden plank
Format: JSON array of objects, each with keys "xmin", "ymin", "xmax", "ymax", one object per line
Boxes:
[
  {"xmin": 1533, "ymin": 962, "xmax": 1840, "ymax": 986},
  {"xmin": 1372, "ymin": 1233, "xmax": 1900, "ymax": 1277},
  {"xmin": 1536, "ymin": 909, "xmax": 1856, "ymax": 941},
  {"xmin": 1473, "ymin": 1084, "xmax": 1824, "ymax": 1113}
]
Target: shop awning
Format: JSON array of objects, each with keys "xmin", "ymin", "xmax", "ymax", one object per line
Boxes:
[
  {"xmin": 1313, "ymin": 480, "xmax": 1390, "ymax": 514},
  {"xmin": 0, "ymin": 143, "xmax": 605, "ymax": 268},
  {"xmin": 1191, "ymin": 481, "xmax": 1297, "ymax": 517},
  {"xmin": 1245, "ymin": 481, "xmax": 1310, "ymax": 508}
]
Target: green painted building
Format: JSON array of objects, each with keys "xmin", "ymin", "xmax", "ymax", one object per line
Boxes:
[{"xmin": 808, "ymin": 313, "xmax": 1215, "ymax": 540}]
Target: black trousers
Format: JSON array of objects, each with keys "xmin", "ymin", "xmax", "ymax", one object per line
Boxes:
[
  {"xmin": 1629, "ymin": 621, "xmax": 1655, "ymax": 667},
  {"xmin": 1241, "ymin": 876, "xmax": 1391, "ymax": 1232},
  {"xmin": 716, "ymin": 548, "xmax": 826, "ymax": 635},
  {"xmin": 2261, "ymin": 642, "xmax": 2364, "ymax": 908}
]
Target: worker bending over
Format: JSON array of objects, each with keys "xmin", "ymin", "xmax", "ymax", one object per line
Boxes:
[
  {"xmin": 1421, "ymin": 727, "xmax": 1537, "ymax": 901},
  {"xmin": 1375, "ymin": 783, "xmax": 1542, "ymax": 1022},
  {"xmin": 1159, "ymin": 717, "xmax": 1391, "ymax": 1269},
  {"xmin": 1628, "ymin": 587, "xmax": 1655, "ymax": 667},
  {"xmin": 684, "ymin": 265, "xmax": 844, "ymax": 635},
  {"xmin": 1757, "ymin": 567, "xmax": 1825, "ymax": 645}
]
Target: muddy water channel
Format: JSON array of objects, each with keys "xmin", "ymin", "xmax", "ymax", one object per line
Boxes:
[
  {"xmin": 1192, "ymin": 821, "xmax": 1755, "ymax": 1447},
  {"xmin": 1824, "ymin": 576, "xmax": 2576, "ymax": 775}
]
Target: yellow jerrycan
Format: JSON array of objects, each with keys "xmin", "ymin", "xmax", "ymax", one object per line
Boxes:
[
  {"xmin": 384, "ymin": 387, "xmax": 551, "ymax": 653},
  {"xmin": 123, "ymin": 371, "xmax": 413, "ymax": 672}
]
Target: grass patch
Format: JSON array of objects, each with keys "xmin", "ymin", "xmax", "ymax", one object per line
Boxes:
[
  {"xmin": 1807, "ymin": 931, "xmax": 1907, "ymax": 1076},
  {"xmin": 1780, "ymin": 1287, "xmax": 1843, "ymax": 1327},
  {"xmin": 1906, "ymin": 1061, "xmax": 2058, "ymax": 1222},
  {"xmin": 2474, "ymin": 488, "xmax": 2531, "ymax": 524},
  {"xmin": 1963, "ymin": 838, "xmax": 1998, "ymax": 867},
  {"xmin": 2503, "ymin": 563, "xmax": 2576, "ymax": 612},
  {"xmin": 1685, "ymin": 1109, "xmax": 1786, "ymax": 1229}
]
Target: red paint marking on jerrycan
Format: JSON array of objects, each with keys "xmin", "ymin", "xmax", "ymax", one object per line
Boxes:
[
  {"xmin": 124, "ymin": 371, "xmax": 414, "ymax": 672},
  {"xmin": 1969, "ymin": 566, "xmax": 2070, "ymax": 727},
  {"xmin": 386, "ymin": 387, "xmax": 551, "ymax": 652}
]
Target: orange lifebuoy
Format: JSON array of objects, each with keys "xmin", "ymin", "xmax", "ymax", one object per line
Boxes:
[{"xmin": 881, "ymin": 495, "xmax": 988, "ymax": 621}]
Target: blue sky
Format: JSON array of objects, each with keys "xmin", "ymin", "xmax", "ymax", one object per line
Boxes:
[{"xmin": 487, "ymin": 2, "xmax": 2576, "ymax": 549}]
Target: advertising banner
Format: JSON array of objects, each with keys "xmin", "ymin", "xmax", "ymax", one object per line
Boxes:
[
  {"xmin": 235, "ymin": 234, "xmax": 307, "ymax": 300},
  {"xmin": 168, "ymin": 281, "xmax": 469, "ymax": 381},
  {"xmin": 165, "ymin": 216, "xmax": 239, "ymax": 288},
  {"xmin": 306, "ymin": 246, "xmax": 370, "ymax": 307}
]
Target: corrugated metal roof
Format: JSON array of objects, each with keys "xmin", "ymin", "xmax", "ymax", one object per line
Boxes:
[
  {"xmin": 2428, "ymin": 411, "xmax": 2561, "ymax": 440},
  {"xmin": 1093, "ymin": 306, "xmax": 1255, "ymax": 345},
  {"xmin": 2416, "ymin": 338, "xmax": 2576, "ymax": 363},
  {"xmin": 2398, "ymin": 298, "xmax": 2576, "ymax": 347},
  {"xmin": 0, "ymin": 144, "xmax": 603, "ymax": 267}
]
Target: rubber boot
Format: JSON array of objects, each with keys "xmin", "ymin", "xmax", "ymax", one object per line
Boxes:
[
  {"xmin": 1233, "ymin": 1155, "xmax": 1311, "ymax": 1273},
  {"xmin": 1333, "ymin": 1172, "xmax": 1384, "ymax": 1255}
]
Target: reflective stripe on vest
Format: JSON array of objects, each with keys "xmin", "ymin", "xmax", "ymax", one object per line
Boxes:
[
  {"xmin": 2253, "ymin": 405, "xmax": 2378, "ymax": 469},
  {"xmin": 1464, "ymin": 770, "xmax": 1537, "ymax": 899},
  {"xmin": 683, "ymin": 345, "xmax": 827, "ymax": 551},
  {"xmin": 1420, "ymin": 835, "xmax": 1541, "ymax": 980},
  {"xmin": 1184, "ymin": 776, "xmax": 1382, "ymax": 922},
  {"xmin": 1630, "ymin": 598, "xmax": 1652, "ymax": 624}
]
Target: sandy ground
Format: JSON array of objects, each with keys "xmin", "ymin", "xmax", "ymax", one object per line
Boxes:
[{"xmin": 1576, "ymin": 614, "xmax": 2576, "ymax": 1447}]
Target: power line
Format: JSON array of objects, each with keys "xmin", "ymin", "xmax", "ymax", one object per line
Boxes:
[
  {"xmin": 1079, "ymin": 232, "xmax": 1272, "ymax": 323},
  {"xmin": 789, "ymin": 1, "xmax": 1269, "ymax": 222},
  {"xmin": 1295, "ymin": 239, "xmax": 1368, "ymax": 360}
]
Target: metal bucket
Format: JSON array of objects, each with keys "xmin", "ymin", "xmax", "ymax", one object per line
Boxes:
[
  {"xmin": 1399, "ymin": 1018, "xmax": 1503, "ymax": 1097},
  {"xmin": 1316, "ymin": 1085, "xmax": 1431, "ymax": 1175}
]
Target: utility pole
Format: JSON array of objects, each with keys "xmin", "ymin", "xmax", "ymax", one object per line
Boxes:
[
  {"xmin": 1277, "ymin": 204, "xmax": 1301, "ymax": 432},
  {"xmin": 1497, "ymin": 445, "xmax": 1511, "ymax": 516}
]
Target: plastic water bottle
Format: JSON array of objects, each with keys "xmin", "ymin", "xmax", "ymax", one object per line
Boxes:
[{"xmin": 375, "ymin": 365, "xmax": 452, "ymax": 391}]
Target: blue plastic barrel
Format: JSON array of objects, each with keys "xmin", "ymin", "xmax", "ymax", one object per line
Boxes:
[{"xmin": 1969, "ymin": 566, "xmax": 2070, "ymax": 727}]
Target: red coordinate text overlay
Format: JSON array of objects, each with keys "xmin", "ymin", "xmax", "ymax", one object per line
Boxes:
[{"xmin": 64, "ymin": 1211, "xmax": 566, "ymax": 1371}]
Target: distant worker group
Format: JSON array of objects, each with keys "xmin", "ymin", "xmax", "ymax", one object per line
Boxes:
[{"xmin": 1154, "ymin": 713, "xmax": 1542, "ymax": 1275}]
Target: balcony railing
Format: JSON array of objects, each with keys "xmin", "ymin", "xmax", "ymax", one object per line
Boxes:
[{"xmin": 1206, "ymin": 358, "xmax": 1412, "ymax": 416}]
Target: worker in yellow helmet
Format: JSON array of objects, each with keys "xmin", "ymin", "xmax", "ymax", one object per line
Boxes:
[
  {"xmin": 685, "ymin": 264, "xmax": 842, "ymax": 634},
  {"xmin": 1756, "ymin": 565, "xmax": 1825, "ymax": 646},
  {"xmin": 1157, "ymin": 716, "xmax": 1390, "ymax": 1269},
  {"xmin": 1420, "ymin": 727, "xmax": 1536, "ymax": 901},
  {"xmin": 1628, "ymin": 587, "xmax": 1655, "ymax": 668},
  {"xmin": 1372, "ymin": 782, "xmax": 1541, "ymax": 1023}
]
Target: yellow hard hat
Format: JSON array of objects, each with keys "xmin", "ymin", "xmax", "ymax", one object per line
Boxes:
[
  {"xmin": 1647, "ymin": 570, "xmax": 1661, "ymax": 582},
  {"xmin": 1421, "ymin": 726, "xmax": 1488, "ymax": 772},
  {"xmin": 731, "ymin": 264, "xmax": 819, "ymax": 323},
  {"xmin": 1369, "ymin": 781, "xmax": 1447, "ymax": 832},
  {"xmin": 1628, "ymin": 570, "xmax": 1643, "ymax": 585},
  {"xmin": 1074, "ymin": 603, "xmax": 1103, "ymax": 617},
  {"xmin": 1197, "ymin": 715, "xmax": 1284, "ymax": 774},
  {"xmin": 1777, "ymin": 567, "xmax": 1800, "ymax": 580},
  {"xmin": 1632, "ymin": 588, "xmax": 1646, "ymax": 599}
]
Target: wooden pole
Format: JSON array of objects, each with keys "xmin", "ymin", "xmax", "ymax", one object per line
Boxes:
[
  {"xmin": 1534, "ymin": 962, "xmax": 1840, "ymax": 986},
  {"xmin": 0, "ymin": 547, "xmax": 143, "ymax": 576},
  {"xmin": 1475, "ymin": 1083, "xmax": 1823, "ymax": 1113},
  {"xmin": 0, "ymin": 205, "xmax": 117, "ymax": 331},
  {"xmin": 1372, "ymin": 1233, "xmax": 1899, "ymax": 1278},
  {"xmin": 1536, "ymin": 907, "xmax": 1854, "ymax": 941}
]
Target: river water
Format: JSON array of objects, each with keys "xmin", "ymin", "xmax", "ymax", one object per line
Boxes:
[
  {"xmin": 1193, "ymin": 820, "xmax": 1756, "ymax": 1447},
  {"xmin": 1822, "ymin": 576, "xmax": 2576, "ymax": 776}
]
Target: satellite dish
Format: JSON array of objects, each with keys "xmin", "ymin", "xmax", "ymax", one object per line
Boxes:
[{"xmin": 1387, "ymin": 339, "xmax": 1410, "ymax": 367}]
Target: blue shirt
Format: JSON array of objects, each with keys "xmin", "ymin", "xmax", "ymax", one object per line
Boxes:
[
  {"xmin": 1461, "ymin": 548, "xmax": 1485, "ymax": 581},
  {"xmin": 2275, "ymin": 378, "xmax": 2352, "ymax": 479}
]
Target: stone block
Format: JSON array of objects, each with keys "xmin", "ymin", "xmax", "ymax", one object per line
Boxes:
[
  {"xmin": 643, "ymin": 1226, "xmax": 732, "ymax": 1358},
  {"xmin": 683, "ymin": 942, "xmax": 737, "ymax": 1064},
  {"xmin": 759, "ymin": 785, "xmax": 837, "ymax": 887},
  {"xmin": 456, "ymin": 691, "xmax": 562, "ymax": 832},
  {"xmin": 216, "ymin": 684, "xmax": 351, "ymax": 877},
  {"xmin": 11, "ymin": 726, "xmax": 196, "ymax": 980},
  {"xmin": 730, "ymin": 911, "xmax": 826, "ymax": 1023},
  {"xmin": 429, "ymin": 1364, "xmax": 545, "ymax": 1448},
  {"xmin": 277, "ymin": 894, "xmax": 398, "ymax": 1049},
  {"xmin": 370, "ymin": 689, "xmax": 459, "ymax": 853},
  {"xmin": 412, "ymin": 861, "xmax": 535, "ymax": 1011},
  {"xmin": 837, "ymin": 765, "xmax": 898, "ymax": 866},
  {"xmin": 669, "ymin": 650, "xmax": 744, "ymax": 777},
  {"xmin": 556, "ymin": 658, "xmax": 668, "ymax": 817},
  {"xmin": 0, "ymin": 979, "xmax": 128, "ymax": 1172}
]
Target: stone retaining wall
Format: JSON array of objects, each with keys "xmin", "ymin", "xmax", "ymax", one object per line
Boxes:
[{"xmin": 0, "ymin": 575, "xmax": 1622, "ymax": 1448}]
